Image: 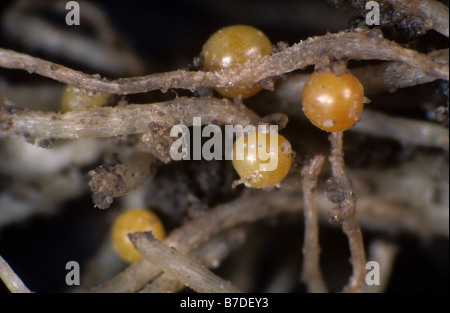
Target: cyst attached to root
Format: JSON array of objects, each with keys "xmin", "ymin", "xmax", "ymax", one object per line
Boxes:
[
  {"xmin": 232, "ymin": 130, "xmax": 292, "ymax": 188},
  {"xmin": 202, "ymin": 25, "xmax": 272, "ymax": 99},
  {"xmin": 301, "ymin": 70, "xmax": 364, "ymax": 132},
  {"xmin": 61, "ymin": 85, "xmax": 112, "ymax": 113},
  {"xmin": 111, "ymin": 209, "xmax": 166, "ymax": 263}
]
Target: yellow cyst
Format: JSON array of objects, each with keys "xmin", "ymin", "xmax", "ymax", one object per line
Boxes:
[
  {"xmin": 301, "ymin": 71, "xmax": 364, "ymax": 132},
  {"xmin": 61, "ymin": 85, "xmax": 111, "ymax": 113},
  {"xmin": 232, "ymin": 131, "xmax": 292, "ymax": 188},
  {"xmin": 111, "ymin": 209, "xmax": 166, "ymax": 263},
  {"xmin": 202, "ymin": 25, "xmax": 272, "ymax": 99}
]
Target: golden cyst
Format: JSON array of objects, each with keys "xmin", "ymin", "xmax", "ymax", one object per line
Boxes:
[
  {"xmin": 202, "ymin": 25, "xmax": 272, "ymax": 99},
  {"xmin": 111, "ymin": 209, "xmax": 166, "ymax": 263},
  {"xmin": 301, "ymin": 71, "xmax": 364, "ymax": 132},
  {"xmin": 61, "ymin": 85, "xmax": 111, "ymax": 113},
  {"xmin": 232, "ymin": 131, "xmax": 292, "ymax": 188}
]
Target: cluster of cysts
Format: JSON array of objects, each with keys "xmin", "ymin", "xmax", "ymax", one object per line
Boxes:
[{"xmin": 61, "ymin": 25, "xmax": 365, "ymax": 263}]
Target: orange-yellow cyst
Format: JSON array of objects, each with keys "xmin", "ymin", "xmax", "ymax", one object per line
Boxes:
[
  {"xmin": 61, "ymin": 85, "xmax": 111, "ymax": 113},
  {"xmin": 301, "ymin": 71, "xmax": 364, "ymax": 132},
  {"xmin": 232, "ymin": 131, "xmax": 292, "ymax": 188},
  {"xmin": 111, "ymin": 209, "xmax": 166, "ymax": 263},
  {"xmin": 202, "ymin": 25, "xmax": 272, "ymax": 99}
]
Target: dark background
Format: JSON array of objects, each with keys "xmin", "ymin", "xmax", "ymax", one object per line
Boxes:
[{"xmin": 0, "ymin": 0, "xmax": 448, "ymax": 293}]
